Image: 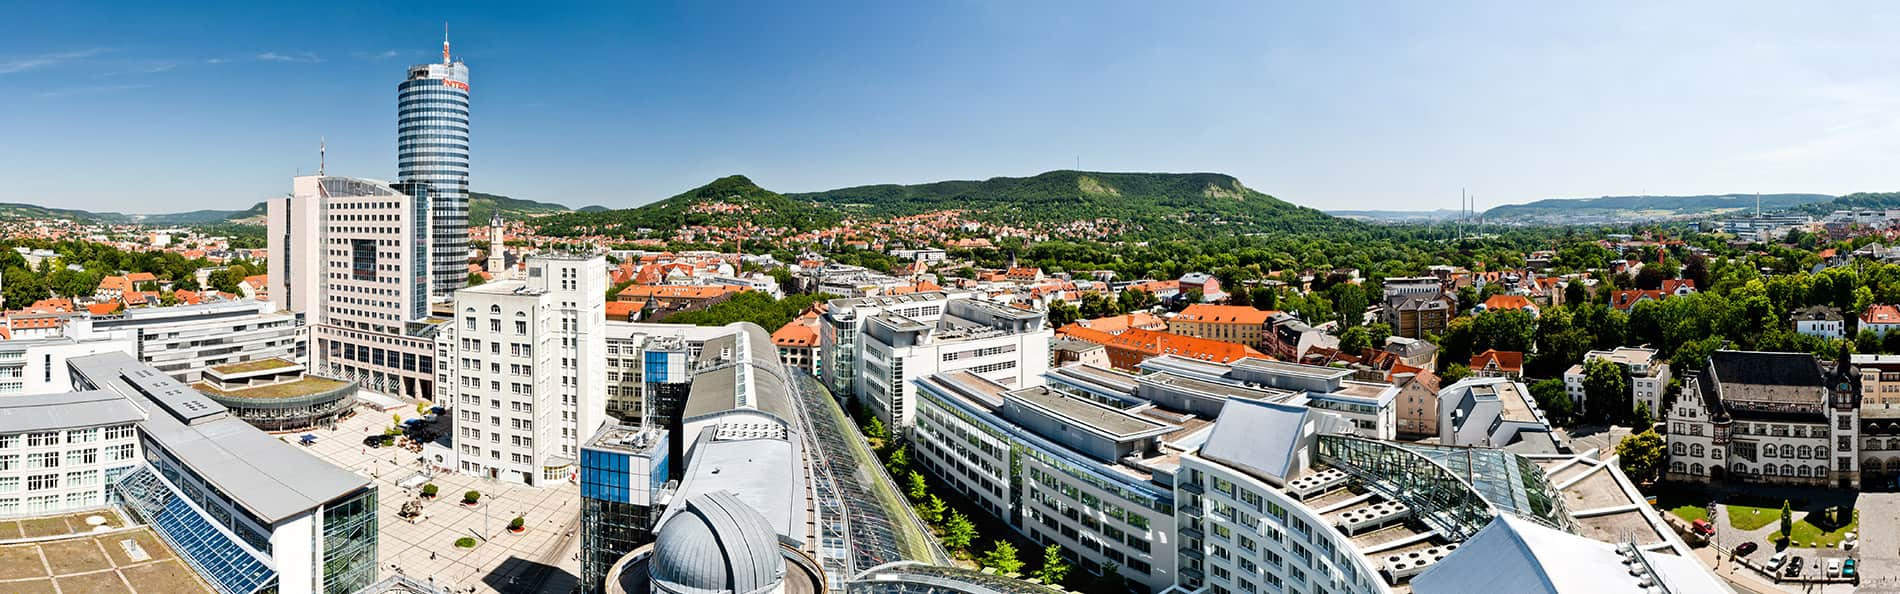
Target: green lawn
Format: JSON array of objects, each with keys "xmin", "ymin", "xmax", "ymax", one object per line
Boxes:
[
  {"xmin": 1774, "ymin": 509, "xmax": 1858, "ymax": 548},
  {"xmin": 1648, "ymin": 488, "xmax": 1711, "ymax": 524},
  {"xmin": 1666, "ymin": 504, "xmax": 1708, "ymax": 523},
  {"xmin": 1726, "ymin": 504, "xmax": 1781, "ymax": 531}
]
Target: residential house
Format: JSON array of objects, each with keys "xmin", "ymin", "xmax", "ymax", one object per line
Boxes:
[
  {"xmin": 1469, "ymin": 349, "xmax": 1524, "ymax": 379},
  {"xmin": 1793, "ymin": 305, "xmax": 1845, "ymax": 340},
  {"xmin": 1863, "ymin": 305, "xmax": 1900, "ymax": 338}
]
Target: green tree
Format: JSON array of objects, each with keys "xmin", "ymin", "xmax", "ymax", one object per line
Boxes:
[
  {"xmin": 1779, "ymin": 499, "xmax": 1794, "ymax": 542},
  {"xmin": 919, "ymin": 494, "xmax": 947, "ymax": 525},
  {"xmin": 1337, "ymin": 326, "xmax": 1372, "ymax": 354},
  {"xmin": 1528, "ymin": 378, "xmax": 1576, "ymax": 425},
  {"xmin": 467, "ymin": 272, "xmax": 487, "ymax": 287},
  {"xmin": 981, "ymin": 540, "xmax": 1024, "ymax": 574},
  {"xmin": 1034, "ymin": 544, "xmax": 1071, "ymax": 584},
  {"xmin": 1632, "ymin": 401, "xmax": 1653, "ymax": 430},
  {"xmin": 1249, "ymin": 287, "xmax": 1278, "ymax": 311},
  {"xmin": 1047, "ymin": 299, "xmax": 1080, "ymax": 328},
  {"xmin": 905, "ymin": 471, "xmax": 928, "ymax": 502},
  {"xmin": 1440, "ymin": 363, "xmax": 1472, "ymax": 384},
  {"xmin": 943, "ymin": 510, "xmax": 977, "ymax": 552},
  {"xmin": 1328, "ymin": 282, "xmax": 1367, "ymax": 327},
  {"xmin": 884, "ymin": 445, "xmax": 910, "ymax": 476},
  {"xmin": 864, "ymin": 416, "xmax": 888, "ymax": 442},
  {"xmin": 1582, "ymin": 358, "xmax": 1629, "ymax": 424},
  {"xmin": 1615, "ymin": 429, "xmax": 1664, "ymax": 483}
]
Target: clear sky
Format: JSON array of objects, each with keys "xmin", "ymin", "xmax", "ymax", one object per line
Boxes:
[{"xmin": 5, "ymin": 1, "xmax": 1900, "ymax": 213}]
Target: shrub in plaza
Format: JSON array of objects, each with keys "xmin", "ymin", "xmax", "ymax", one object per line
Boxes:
[
  {"xmin": 463, "ymin": 490, "xmax": 481, "ymax": 505},
  {"xmin": 421, "ymin": 484, "xmax": 438, "ymax": 498},
  {"xmin": 509, "ymin": 516, "xmax": 525, "ymax": 532},
  {"xmin": 455, "ymin": 537, "xmax": 477, "ymax": 548}
]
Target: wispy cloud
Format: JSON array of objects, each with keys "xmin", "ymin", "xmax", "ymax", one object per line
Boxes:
[
  {"xmin": 104, "ymin": 60, "xmax": 179, "ymax": 76},
  {"xmin": 205, "ymin": 57, "xmax": 232, "ymax": 65},
  {"xmin": 34, "ymin": 83, "xmax": 151, "ymax": 98},
  {"xmin": 255, "ymin": 51, "xmax": 322, "ymax": 63},
  {"xmin": 0, "ymin": 48, "xmax": 111, "ymax": 74},
  {"xmin": 352, "ymin": 50, "xmax": 402, "ymax": 61}
]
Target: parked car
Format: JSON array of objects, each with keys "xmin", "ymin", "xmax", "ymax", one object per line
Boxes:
[
  {"xmin": 1733, "ymin": 542, "xmax": 1757, "ymax": 556},
  {"xmin": 1827, "ymin": 558, "xmax": 1842, "ymax": 576},
  {"xmin": 1844, "ymin": 558, "xmax": 1858, "ymax": 578},
  {"xmin": 1691, "ymin": 519, "xmax": 1714, "ymax": 536},
  {"xmin": 1787, "ymin": 557, "xmax": 1804, "ymax": 577},
  {"xmin": 1766, "ymin": 552, "xmax": 1789, "ymax": 571}
]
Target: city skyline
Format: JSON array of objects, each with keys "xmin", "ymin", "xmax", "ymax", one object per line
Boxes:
[{"xmin": 10, "ymin": 2, "xmax": 1900, "ymax": 213}]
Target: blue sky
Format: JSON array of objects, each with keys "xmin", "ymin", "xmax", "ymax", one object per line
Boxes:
[{"xmin": 6, "ymin": 1, "xmax": 1900, "ymax": 213}]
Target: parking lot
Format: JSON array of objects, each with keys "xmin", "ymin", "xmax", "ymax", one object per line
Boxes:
[{"xmin": 297, "ymin": 405, "xmax": 583, "ymax": 594}]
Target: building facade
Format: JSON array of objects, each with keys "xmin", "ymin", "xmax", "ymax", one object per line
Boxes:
[
  {"xmin": 275, "ymin": 175, "xmax": 443, "ymax": 400},
  {"xmin": 86, "ymin": 299, "xmax": 306, "ymax": 382},
  {"xmin": 1169, "ymin": 304, "xmax": 1271, "ymax": 350},
  {"xmin": 580, "ymin": 424, "xmax": 670, "ymax": 594},
  {"xmin": 822, "ymin": 292, "xmax": 1051, "ymax": 427},
  {"xmin": 1665, "ymin": 350, "xmax": 1859, "ymax": 488},
  {"xmin": 400, "ymin": 37, "xmax": 472, "ymax": 297},
  {"xmin": 1563, "ymin": 347, "xmax": 1672, "ymax": 418},
  {"xmin": 64, "ymin": 352, "xmax": 380, "ymax": 594},
  {"xmin": 445, "ymin": 254, "xmax": 608, "ymax": 486}
]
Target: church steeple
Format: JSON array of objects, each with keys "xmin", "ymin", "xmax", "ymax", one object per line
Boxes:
[{"xmin": 487, "ymin": 213, "xmax": 506, "ymax": 277}]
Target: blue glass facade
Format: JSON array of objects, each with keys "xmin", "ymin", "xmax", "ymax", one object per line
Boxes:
[
  {"xmin": 644, "ymin": 351, "xmax": 671, "ymax": 384},
  {"xmin": 116, "ymin": 467, "xmax": 277, "ymax": 594},
  {"xmin": 398, "ymin": 59, "xmax": 470, "ymax": 297}
]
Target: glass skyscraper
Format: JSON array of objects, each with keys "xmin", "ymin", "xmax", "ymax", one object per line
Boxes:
[{"xmin": 398, "ymin": 37, "xmax": 470, "ymax": 297}]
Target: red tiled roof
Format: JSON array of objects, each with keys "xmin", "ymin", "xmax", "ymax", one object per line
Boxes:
[
  {"xmin": 1610, "ymin": 289, "xmax": 1666, "ymax": 311},
  {"xmin": 1470, "ymin": 349, "xmax": 1524, "ymax": 372},
  {"xmin": 1058, "ymin": 326, "xmax": 1264, "ymax": 364},
  {"xmin": 616, "ymin": 284, "xmax": 747, "ymax": 300},
  {"xmin": 1864, "ymin": 305, "xmax": 1900, "ymax": 325},
  {"xmin": 1482, "ymin": 294, "xmax": 1535, "ymax": 311},
  {"xmin": 604, "ymin": 301, "xmax": 645, "ymax": 321},
  {"xmin": 1176, "ymin": 304, "xmax": 1275, "ymax": 325},
  {"xmin": 772, "ymin": 317, "xmax": 820, "ymax": 347}
]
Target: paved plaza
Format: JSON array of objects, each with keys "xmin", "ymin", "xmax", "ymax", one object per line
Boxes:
[{"xmin": 296, "ymin": 405, "xmax": 583, "ymax": 594}]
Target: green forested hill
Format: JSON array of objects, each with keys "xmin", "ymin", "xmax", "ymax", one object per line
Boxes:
[
  {"xmin": 1482, "ymin": 193, "xmax": 1833, "ymax": 221},
  {"xmin": 469, "ymin": 192, "xmax": 572, "ymax": 224},
  {"xmin": 533, "ymin": 175, "xmax": 841, "ymax": 236},
  {"xmin": 787, "ymin": 170, "xmax": 1338, "ymax": 236},
  {"xmin": 533, "ymin": 170, "xmax": 1342, "ymax": 239}
]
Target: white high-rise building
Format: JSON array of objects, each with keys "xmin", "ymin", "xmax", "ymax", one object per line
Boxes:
[
  {"xmin": 445, "ymin": 253, "xmax": 607, "ymax": 486},
  {"xmin": 269, "ymin": 175, "xmax": 441, "ymax": 399}
]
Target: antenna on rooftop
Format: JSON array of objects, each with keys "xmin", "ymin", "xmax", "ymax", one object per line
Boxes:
[
  {"xmin": 443, "ymin": 22, "xmax": 451, "ymax": 65},
  {"xmin": 318, "ymin": 137, "xmax": 325, "ymax": 176}
]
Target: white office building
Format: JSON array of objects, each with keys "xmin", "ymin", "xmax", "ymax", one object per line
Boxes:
[
  {"xmin": 0, "ymin": 336, "xmax": 135, "ymax": 395},
  {"xmin": 822, "ymin": 291, "xmax": 1050, "ymax": 427},
  {"xmin": 270, "ymin": 175, "xmax": 443, "ymax": 400},
  {"xmin": 84, "ymin": 299, "xmax": 306, "ymax": 382},
  {"xmin": 444, "ymin": 253, "xmax": 608, "ymax": 486},
  {"xmin": 1563, "ymin": 346, "xmax": 1672, "ymax": 418}
]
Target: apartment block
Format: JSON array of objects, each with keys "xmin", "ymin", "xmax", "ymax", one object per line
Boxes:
[{"xmin": 445, "ymin": 253, "xmax": 608, "ymax": 486}]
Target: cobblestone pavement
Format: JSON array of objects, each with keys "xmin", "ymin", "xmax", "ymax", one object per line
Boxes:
[{"xmin": 297, "ymin": 406, "xmax": 582, "ymax": 594}]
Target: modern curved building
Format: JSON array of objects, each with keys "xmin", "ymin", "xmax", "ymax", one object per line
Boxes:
[
  {"xmin": 399, "ymin": 35, "xmax": 471, "ymax": 298},
  {"xmin": 191, "ymin": 358, "xmax": 356, "ymax": 432},
  {"xmin": 606, "ymin": 491, "xmax": 826, "ymax": 594}
]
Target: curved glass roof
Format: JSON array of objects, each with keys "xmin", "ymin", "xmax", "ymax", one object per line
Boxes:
[{"xmin": 1315, "ymin": 435, "xmax": 1574, "ymax": 539}]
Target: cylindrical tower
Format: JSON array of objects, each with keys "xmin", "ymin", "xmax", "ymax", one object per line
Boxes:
[{"xmin": 398, "ymin": 36, "xmax": 470, "ymax": 298}]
